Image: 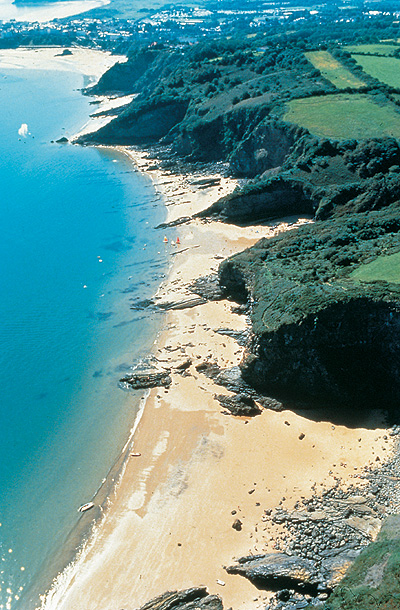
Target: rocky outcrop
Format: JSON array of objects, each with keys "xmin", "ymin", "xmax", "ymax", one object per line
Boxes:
[
  {"xmin": 225, "ymin": 553, "xmax": 324, "ymax": 592},
  {"xmin": 120, "ymin": 357, "xmax": 171, "ymax": 389},
  {"xmin": 215, "ymin": 393, "xmax": 261, "ymax": 416},
  {"xmin": 197, "ymin": 176, "xmax": 316, "ymax": 224},
  {"xmin": 138, "ymin": 588, "xmax": 223, "ymax": 610}
]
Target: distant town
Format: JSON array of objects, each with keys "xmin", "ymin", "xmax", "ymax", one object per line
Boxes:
[{"xmin": 0, "ymin": 1, "xmax": 400, "ymax": 51}]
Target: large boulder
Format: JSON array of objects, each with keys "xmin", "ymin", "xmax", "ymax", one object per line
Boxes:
[{"xmin": 225, "ymin": 553, "xmax": 323, "ymax": 592}]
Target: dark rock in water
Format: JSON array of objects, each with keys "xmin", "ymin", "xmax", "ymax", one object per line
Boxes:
[
  {"xmin": 189, "ymin": 274, "xmax": 225, "ymax": 302},
  {"xmin": 215, "ymin": 393, "xmax": 261, "ymax": 416},
  {"xmin": 139, "ymin": 587, "xmax": 223, "ymax": 610},
  {"xmin": 120, "ymin": 357, "xmax": 171, "ymax": 389},
  {"xmin": 56, "ymin": 136, "xmax": 69, "ymax": 143},
  {"xmin": 130, "ymin": 298, "xmax": 155, "ymax": 310},
  {"xmin": 226, "ymin": 553, "xmax": 324, "ymax": 593}
]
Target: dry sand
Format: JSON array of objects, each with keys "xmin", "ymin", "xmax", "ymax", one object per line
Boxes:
[{"xmin": 40, "ymin": 149, "xmax": 394, "ymax": 610}]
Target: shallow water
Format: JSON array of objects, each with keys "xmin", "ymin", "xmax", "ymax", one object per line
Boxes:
[{"xmin": 0, "ymin": 66, "xmax": 167, "ymax": 609}]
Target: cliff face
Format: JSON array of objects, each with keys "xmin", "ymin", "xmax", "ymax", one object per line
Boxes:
[
  {"xmin": 78, "ymin": 98, "xmax": 189, "ymax": 145},
  {"xmin": 199, "ymin": 176, "xmax": 316, "ymax": 223},
  {"xmin": 88, "ymin": 49, "xmax": 160, "ymax": 96},
  {"xmin": 229, "ymin": 121, "xmax": 301, "ymax": 177},
  {"xmin": 243, "ymin": 294, "xmax": 400, "ymax": 407},
  {"xmin": 219, "ymin": 207, "xmax": 400, "ymax": 409}
]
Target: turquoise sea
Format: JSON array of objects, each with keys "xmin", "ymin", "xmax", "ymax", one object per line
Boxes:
[{"xmin": 0, "ymin": 64, "xmax": 167, "ymax": 608}]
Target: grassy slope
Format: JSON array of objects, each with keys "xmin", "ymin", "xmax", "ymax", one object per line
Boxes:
[
  {"xmin": 352, "ymin": 54, "xmax": 400, "ymax": 88},
  {"xmin": 306, "ymin": 50, "xmax": 366, "ymax": 88},
  {"xmin": 283, "ymin": 94, "xmax": 400, "ymax": 139},
  {"xmin": 351, "ymin": 251, "xmax": 400, "ymax": 284}
]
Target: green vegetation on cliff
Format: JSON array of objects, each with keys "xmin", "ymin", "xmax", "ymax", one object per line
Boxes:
[
  {"xmin": 351, "ymin": 251, "xmax": 400, "ymax": 284},
  {"xmin": 322, "ymin": 515, "xmax": 400, "ymax": 609}
]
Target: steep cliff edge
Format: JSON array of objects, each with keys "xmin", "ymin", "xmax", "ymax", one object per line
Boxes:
[{"xmin": 219, "ymin": 206, "xmax": 400, "ymax": 409}]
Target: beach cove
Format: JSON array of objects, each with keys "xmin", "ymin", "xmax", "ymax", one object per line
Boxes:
[{"xmin": 38, "ymin": 137, "xmax": 397, "ymax": 610}]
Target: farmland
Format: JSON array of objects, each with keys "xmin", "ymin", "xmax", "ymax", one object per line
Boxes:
[
  {"xmin": 352, "ymin": 54, "xmax": 400, "ymax": 88},
  {"xmin": 351, "ymin": 252, "xmax": 400, "ymax": 284},
  {"xmin": 305, "ymin": 50, "xmax": 366, "ymax": 89},
  {"xmin": 344, "ymin": 43, "xmax": 400, "ymax": 56},
  {"xmin": 284, "ymin": 93, "xmax": 400, "ymax": 139}
]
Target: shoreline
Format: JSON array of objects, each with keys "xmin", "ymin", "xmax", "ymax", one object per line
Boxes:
[{"xmin": 38, "ymin": 144, "xmax": 396, "ymax": 610}]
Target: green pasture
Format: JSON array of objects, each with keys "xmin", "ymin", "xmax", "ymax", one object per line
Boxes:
[
  {"xmin": 351, "ymin": 252, "xmax": 400, "ymax": 284},
  {"xmin": 344, "ymin": 43, "xmax": 400, "ymax": 56},
  {"xmin": 352, "ymin": 54, "xmax": 400, "ymax": 88},
  {"xmin": 284, "ymin": 94, "xmax": 400, "ymax": 139},
  {"xmin": 305, "ymin": 51, "xmax": 366, "ymax": 89}
]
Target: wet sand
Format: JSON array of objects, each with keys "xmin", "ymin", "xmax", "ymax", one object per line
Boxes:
[{"xmin": 40, "ymin": 149, "xmax": 393, "ymax": 610}]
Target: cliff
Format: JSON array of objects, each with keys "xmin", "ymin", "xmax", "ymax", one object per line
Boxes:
[{"xmin": 219, "ymin": 206, "xmax": 400, "ymax": 409}]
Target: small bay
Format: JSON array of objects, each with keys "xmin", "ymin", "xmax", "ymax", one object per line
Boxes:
[{"xmin": 0, "ymin": 60, "xmax": 167, "ymax": 609}]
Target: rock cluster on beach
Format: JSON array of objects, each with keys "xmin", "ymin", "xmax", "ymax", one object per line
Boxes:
[
  {"xmin": 137, "ymin": 588, "xmax": 223, "ymax": 610},
  {"xmin": 120, "ymin": 357, "xmax": 172, "ymax": 390}
]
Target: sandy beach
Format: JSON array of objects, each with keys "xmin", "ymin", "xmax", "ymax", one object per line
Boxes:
[
  {"xmin": 39, "ymin": 147, "xmax": 395, "ymax": 610},
  {"xmin": 0, "ymin": 47, "xmax": 123, "ymax": 78}
]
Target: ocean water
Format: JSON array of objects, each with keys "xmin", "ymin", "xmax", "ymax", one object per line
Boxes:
[
  {"xmin": 0, "ymin": 0, "xmax": 109, "ymax": 22},
  {"xmin": 0, "ymin": 66, "xmax": 167, "ymax": 608}
]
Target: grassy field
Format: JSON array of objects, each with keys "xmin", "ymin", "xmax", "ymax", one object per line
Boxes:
[
  {"xmin": 344, "ymin": 43, "xmax": 400, "ymax": 56},
  {"xmin": 305, "ymin": 50, "xmax": 366, "ymax": 88},
  {"xmin": 352, "ymin": 54, "xmax": 400, "ymax": 88},
  {"xmin": 351, "ymin": 252, "xmax": 400, "ymax": 284},
  {"xmin": 284, "ymin": 93, "xmax": 400, "ymax": 139}
]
